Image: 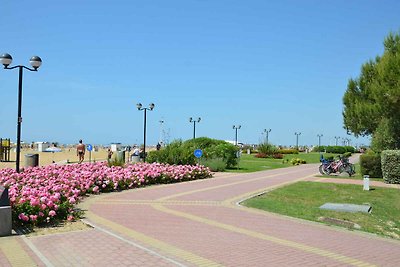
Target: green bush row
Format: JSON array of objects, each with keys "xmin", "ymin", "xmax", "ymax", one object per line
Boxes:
[
  {"xmin": 381, "ymin": 150, "xmax": 400, "ymax": 184},
  {"xmin": 147, "ymin": 137, "xmax": 239, "ymax": 169},
  {"xmin": 313, "ymin": 146, "xmax": 355, "ymax": 154},
  {"xmin": 360, "ymin": 154, "xmax": 382, "ymax": 178}
]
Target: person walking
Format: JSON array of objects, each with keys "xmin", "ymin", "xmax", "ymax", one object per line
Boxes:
[
  {"xmin": 107, "ymin": 148, "xmax": 113, "ymax": 161},
  {"xmin": 76, "ymin": 139, "xmax": 85, "ymax": 163}
]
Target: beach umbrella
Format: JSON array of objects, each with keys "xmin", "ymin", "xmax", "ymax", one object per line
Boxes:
[
  {"xmin": 45, "ymin": 147, "xmax": 62, "ymax": 163},
  {"xmin": 45, "ymin": 147, "xmax": 62, "ymax": 153}
]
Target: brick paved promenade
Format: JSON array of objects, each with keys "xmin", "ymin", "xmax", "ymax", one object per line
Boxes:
[{"xmin": 1, "ymin": 163, "xmax": 400, "ymax": 266}]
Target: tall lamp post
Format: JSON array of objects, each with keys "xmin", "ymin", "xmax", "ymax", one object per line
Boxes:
[
  {"xmin": 317, "ymin": 134, "xmax": 323, "ymax": 147},
  {"xmin": 294, "ymin": 132, "xmax": 301, "ymax": 149},
  {"xmin": 0, "ymin": 53, "xmax": 42, "ymax": 173},
  {"xmin": 263, "ymin": 129, "xmax": 271, "ymax": 144},
  {"xmin": 334, "ymin": 136, "xmax": 340, "ymax": 146},
  {"xmin": 159, "ymin": 119, "xmax": 164, "ymax": 145},
  {"xmin": 189, "ymin": 117, "xmax": 201, "ymax": 139},
  {"xmin": 233, "ymin": 125, "xmax": 241, "ymax": 146},
  {"xmin": 136, "ymin": 103, "xmax": 155, "ymax": 163}
]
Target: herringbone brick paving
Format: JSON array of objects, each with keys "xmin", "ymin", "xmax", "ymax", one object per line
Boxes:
[{"xmin": 1, "ymin": 162, "xmax": 400, "ymax": 266}]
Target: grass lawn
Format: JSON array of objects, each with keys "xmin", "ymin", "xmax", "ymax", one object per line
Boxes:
[
  {"xmin": 228, "ymin": 152, "xmax": 336, "ymax": 173},
  {"xmin": 243, "ymin": 181, "xmax": 400, "ymax": 240}
]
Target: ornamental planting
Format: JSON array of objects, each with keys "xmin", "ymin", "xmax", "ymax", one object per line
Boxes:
[{"xmin": 0, "ymin": 162, "xmax": 212, "ymax": 225}]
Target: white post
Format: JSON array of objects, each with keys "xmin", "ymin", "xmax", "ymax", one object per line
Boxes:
[{"xmin": 363, "ymin": 175, "xmax": 370, "ymax": 191}]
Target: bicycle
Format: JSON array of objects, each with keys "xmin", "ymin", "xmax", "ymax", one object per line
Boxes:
[{"xmin": 319, "ymin": 155, "xmax": 355, "ymax": 176}]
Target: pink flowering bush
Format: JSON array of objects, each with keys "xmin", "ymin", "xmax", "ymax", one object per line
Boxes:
[{"xmin": 0, "ymin": 162, "xmax": 212, "ymax": 226}]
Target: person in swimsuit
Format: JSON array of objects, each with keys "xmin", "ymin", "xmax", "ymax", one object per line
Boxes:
[{"xmin": 76, "ymin": 139, "xmax": 85, "ymax": 163}]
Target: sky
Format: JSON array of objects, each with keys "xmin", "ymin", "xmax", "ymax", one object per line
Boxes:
[{"xmin": 1, "ymin": 0, "xmax": 399, "ymax": 147}]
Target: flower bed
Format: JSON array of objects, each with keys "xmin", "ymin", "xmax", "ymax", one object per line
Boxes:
[{"xmin": 0, "ymin": 162, "xmax": 212, "ymax": 225}]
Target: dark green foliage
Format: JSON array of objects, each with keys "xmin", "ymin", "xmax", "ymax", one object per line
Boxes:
[
  {"xmin": 343, "ymin": 152, "xmax": 352, "ymax": 158},
  {"xmin": 312, "ymin": 146, "xmax": 324, "ymax": 152},
  {"xmin": 371, "ymin": 118, "xmax": 400, "ymax": 152},
  {"xmin": 202, "ymin": 158, "xmax": 226, "ymax": 172},
  {"xmin": 324, "ymin": 155, "xmax": 334, "ymax": 161},
  {"xmin": 343, "ymin": 32, "xmax": 400, "ymax": 151},
  {"xmin": 107, "ymin": 157, "xmax": 125, "ymax": 167},
  {"xmin": 360, "ymin": 154, "xmax": 382, "ymax": 178},
  {"xmin": 257, "ymin": 143, "xmax": 277, "ymax": 155},
  {"xmin": 147, "ymin": 137, "xmax": 239, "ymax": 169},
  {"xmin": 315, "ymin": 146, "xmax": 355, "ymax": 154},
  {"xmin": 381, "ymin": 150, "xmax": 400, "ymax": 184}
]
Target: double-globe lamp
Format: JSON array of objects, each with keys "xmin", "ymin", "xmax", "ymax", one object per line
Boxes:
[
  {"xmin": 0, "ymin": 53, "xmax": 42, "ymax": 173},
  {"xmin": 137, "ymin": 103, "xmax": 155, "ymax": 163},
  {"xmin": 233, "ymin": 125, "xmax": 241, "ymax": 146},
  {"xmin": 189, "ymin": 117, "xmax": 201, "ymax": 139}
]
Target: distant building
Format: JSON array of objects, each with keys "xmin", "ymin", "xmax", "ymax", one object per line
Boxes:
[
  {"xmin": 110, "ymin": 143, "xmax": 122, "ymax": 152},
  {"xmin": 35, "ymin": 142, "xmax": 50, "ymax": 152}
]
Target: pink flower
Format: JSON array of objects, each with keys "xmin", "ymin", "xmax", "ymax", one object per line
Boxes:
[{"xmin": 49, "ymin": 210, "xmax": 56, "ymax": 217}]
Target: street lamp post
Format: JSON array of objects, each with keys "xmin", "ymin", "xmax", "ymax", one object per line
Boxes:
[
  {"xmin": 334, "ymin": 136, "xmax": 340, "ymax": 146},
  {"xmin": 343, "ymin": 138, "xmax": 350, "ymax": 146},
  {"xmin": 136, "ymin": 103, "xmax": 155, "ymax": 163},
  {"xmin": 317, "ymin": 134, "xmax": 323, "ymax": 147},
  {"xmin": 294, "ymin": 132, "xmax": 301, "ymax": 149},
  {"xmin": 159, "ymin": 119, "xmax": 164, "ymax": 145},
  {"xmin": 233, "ymin": 125, "xmax": 241, "ymax": 146},
  {"xmin": 0, "ymin": 53, "xmax": 42, "ymax": 173},
  {"xmin": 263, "ymin": 129, "xmax": 271, "ymax": 144},
  {"xmin": 189, "ymin": 117, "xmax": 201, "ymax": 139}
]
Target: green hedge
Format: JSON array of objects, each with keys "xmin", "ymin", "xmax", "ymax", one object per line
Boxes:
[
  {"xmin": 147, "ymin": 137, "xmax": 239, "ymax": 169},
  {"xmin": 381, "ymin": 150, "xmax": 400, "ymax": 184},
  {"xmin": 313, "ymin": 146, "xmax": 355, "ymax": 154},
  {"xmin": 278, "ymin": 149, "xmax": 299, "ymax": 154},
  {"xmin": 360, "ymin": 154, "xmax": 382, "ymax": 178}
]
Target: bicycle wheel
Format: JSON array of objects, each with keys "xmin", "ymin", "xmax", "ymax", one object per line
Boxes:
[
  {"xmin": 319, "ymin": 164, "xmax": 327, "ymax": 175},
  {"xmin": 321, "ymin": 164, "xmax": 332, "ymax": 175},
  {"xmin": 345, "ymin": 163, "xmax": 355, "ymax": 176}
]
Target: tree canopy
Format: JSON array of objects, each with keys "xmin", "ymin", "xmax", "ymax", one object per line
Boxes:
[{"xmin": 343, "ymin": 31, "xmax": 400, "ymax": 151}]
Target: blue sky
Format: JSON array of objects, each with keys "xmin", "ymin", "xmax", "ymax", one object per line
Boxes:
[{"xmin": 1, "ymin": 0, "xmax": 399, "ymax": 147}]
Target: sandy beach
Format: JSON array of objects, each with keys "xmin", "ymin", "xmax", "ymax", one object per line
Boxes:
[{"xmin": 0, "ymin": 148, "xmax": 110, "ymax": 170}]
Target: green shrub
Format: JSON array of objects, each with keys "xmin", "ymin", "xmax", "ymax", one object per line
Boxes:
[
  {"xmin": 325, "ymin": 146, "xmax": 346, "ymax": 154},
  {"xmin": 202, "ymin": 158, "xmax": 226, "ymax": 172},
  {"xmin": 147, "ymin": 140, "xmax": 196, "ymax": 165},
  {"xmin": 147, "ymin": 137, "xmax": 239, "ymax": 169},
  {"xmin": 324, "ymin": 155, "xmax": 334, "ymax": 161},
  {"xmin": 312, "ymin": 146, "xmax": 326, "ymax": 152},
  {"xmin": 360, "ymin": 154, "xmax": 382, "ymax": 178},
  {"xmin": 257, "ymin": 143, "xmax": 277, "ymax": 155},
  {"xmin": 381, "ymin": 150, "xmax": 400, "ymax": 184},
  {"xmin": 107, "ymin": 156, "xmax": 125, "ymax": 167},
  {"xmin": 343, "ymin": 152, "xmax": 352, "ymax": 158},
  {"xmin": 313, "ymin": 146, "xmax": 356, "ymax": 154},
  {"xmin": 291, "ymin": 158, "xmax": 306, "ymax": 165},
  {"xmin": 278, "ymin": 149, "xmax": 299, "ymax": 154}
]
